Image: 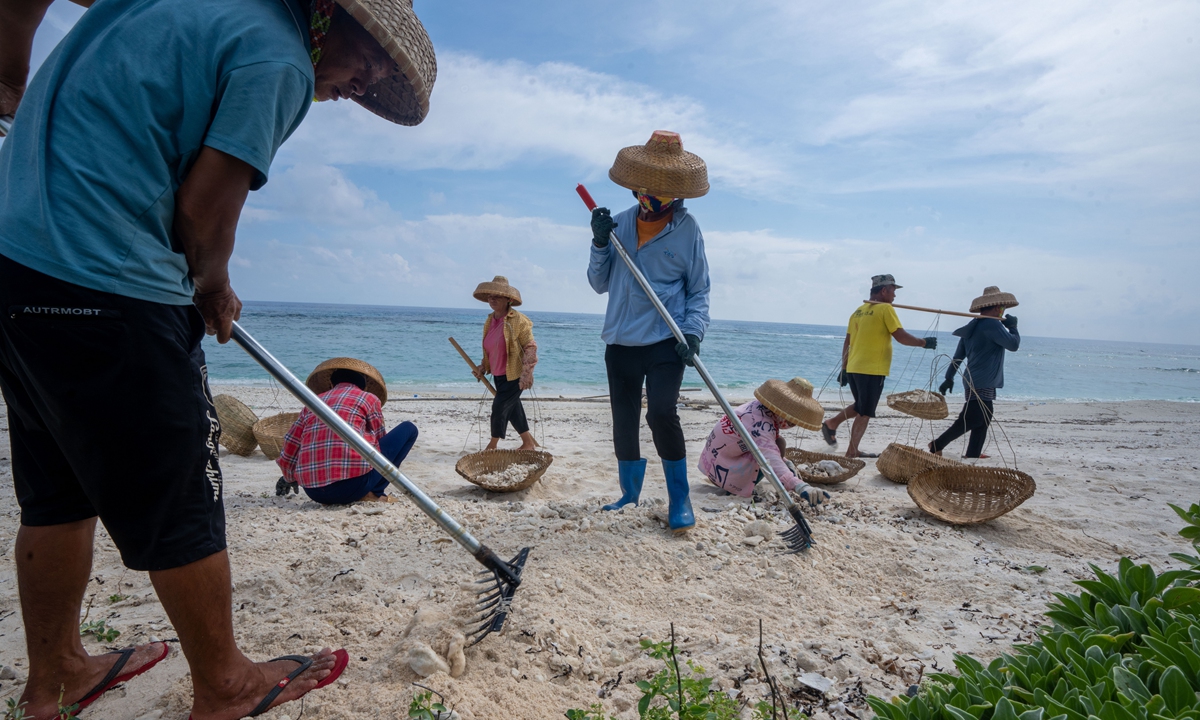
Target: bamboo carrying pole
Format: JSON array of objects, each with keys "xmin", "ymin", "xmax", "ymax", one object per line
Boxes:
[
  {"xmin": 865, "ymin": 300, "xmax": 991, "ymax": 320},
  {"xmin": 577, "ymin": 184, "xmax": 814, "ymax": 551},
  {"xmin": 449, "ymin": 337, "xmax": 497, "ymax": 395},
  {"xmin": 0, "ymin": 115, "xmax": 12, "ymax": 136}
]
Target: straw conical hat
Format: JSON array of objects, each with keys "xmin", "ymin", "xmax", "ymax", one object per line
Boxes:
[
  {"xmin": 473, "ymin": 276, "xmax": 522, "ymax": 307},
  {"xmin": 306, "ymin": 357, "xmax": 388, "ymax": 403},
  {"xmin": 608, "ymin": 130, "xmax": 709, "ymax": 199},
  {"xmin": 970, "ymin": 286, "xmax": 1019, "ymax": 312},
  {"xmin": 754, "ymin": 377, "xmax": 824, "ymax": 431},
  {"xmin": 338, "ymin": 0, "xmax": 437, "ymax": 126}
]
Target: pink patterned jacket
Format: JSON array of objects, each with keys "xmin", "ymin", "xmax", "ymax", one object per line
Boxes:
[{"xmin": 697, "ymin": 400, "xmax": 803, "ymax": 497}]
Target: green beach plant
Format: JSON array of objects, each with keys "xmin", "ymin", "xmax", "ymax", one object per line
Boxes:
[
  {"xmin": 867, "ymin": 502, "xmax": 1200, "ymax": 720},
  {"xmin": 79, "ymin": 619, "xmax": 119, "ymax": 643}
]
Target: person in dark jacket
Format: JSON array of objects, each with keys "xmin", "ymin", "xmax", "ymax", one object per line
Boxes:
[{"xmin": 930, "ymin": 286, "xmax": 1021, "ymax": 459}]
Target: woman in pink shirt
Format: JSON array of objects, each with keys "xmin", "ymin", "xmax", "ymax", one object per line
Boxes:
[
  {"xmin": 698, "ymin": 377, "xmax": 829, "ymax": 507},
  {"xmin": 471, "ymin": 276, "xmax": 538, "ymax": 450}
]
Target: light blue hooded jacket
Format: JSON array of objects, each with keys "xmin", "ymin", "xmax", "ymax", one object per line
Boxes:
[{"xmin": 587, "ymin": 203, "xmax": 711, "ymax": 347}]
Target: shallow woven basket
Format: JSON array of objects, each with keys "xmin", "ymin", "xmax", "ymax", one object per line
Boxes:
[
  {"xmin": 887, "ymin": 390, "xmax": 949, "ymax": 420},
  {"xmin": 213, "ymin": 394, "xmax": 258, "ymax": 457},
  {"xmin": 908, "ymin": 466, "xmax": 1036, "ymax": 524},
  {"xmin": 253, "ymin": 412, "xmax": 300, "ymax": 461},
  {"xmin": 783, "ymin": 448, "xmax": 865, "ymax": 485},
  {"xmin": 455, "ymin": 449, "xmax": 554, "ymax": 493},
  {"xmin": 875, "ymin": 442, "xmax": 958, "ymax": 485}
]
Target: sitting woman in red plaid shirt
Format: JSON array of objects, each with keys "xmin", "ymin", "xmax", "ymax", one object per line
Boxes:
[{"xmin": 277, "ymin": 358, "xmax": 417, "ymax": 505}]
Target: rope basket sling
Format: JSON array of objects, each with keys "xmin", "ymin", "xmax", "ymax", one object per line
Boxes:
[
  {"xmin": 907, "ymin": 466, "xmax": 1036, "ymax": 524},
  {"xmin": 213, "ymin": 394, "xmax": 258, "ymax": 457},
  {"xmin": 886, "ymin": 389, "xmax": 949, "ymax": 420},
  {"xmin": 253, "ymin": 412, "xmax": 300, "ymax": 461},
  {"xmin": 783, "ymin": 448, "xmax": 865, "ymax": 485},
  {"xmin": 875, "ymin": 442, "xmax": 958, "ymax": 485},
  {"xmin": 455, "ymin": 449, "xmax": 554, "ymax": 493}
]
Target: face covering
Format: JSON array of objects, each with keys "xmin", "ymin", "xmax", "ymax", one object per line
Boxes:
[{"xmin": 634, "ymin": 191, "xmax": 677, "ymax": 214}]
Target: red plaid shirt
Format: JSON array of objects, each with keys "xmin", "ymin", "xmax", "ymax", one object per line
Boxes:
[{"xmin": 277, "ymin": 383, "xmax": 385, "ymax": 488}]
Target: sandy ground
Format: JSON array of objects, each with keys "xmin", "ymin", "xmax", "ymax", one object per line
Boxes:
[{"xmin": 0, "ymin": 388, "xmax": 1196, "ymax": 720}]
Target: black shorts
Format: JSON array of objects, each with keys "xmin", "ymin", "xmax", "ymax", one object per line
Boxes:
[
  {"xmin": 847, "ymin": 372, "xmax": 885, "ymax": 417},
  {"xmin": 0, "ymin": 254, "xmax": 225, "ymax": 571}
]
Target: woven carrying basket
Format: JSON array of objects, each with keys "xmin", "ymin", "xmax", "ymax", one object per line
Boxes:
[
  {"xmin": 886, "ymin": 390, "xmax": 949, "ymax": 420},
  {"xmin": 783, "ymin": 448, "xmax": 865, "ymax": 485},
  {"xmin": 213, "ymin": 394, "xmax": 258, "ymax": 456},
  {"xmin": 875, "ymin": 442, "xmax": 958, "ymax": 484},
  {"xmin": 455, "ymin": 449, "xmax": 554, "ymax": 493},
  {"xmin": 908, "ymin": 466, "xmax": 1036, "ymax": 524},
  {"xmin": 253, "ymin": 412, "xmax": 300, "ymax": 461}
]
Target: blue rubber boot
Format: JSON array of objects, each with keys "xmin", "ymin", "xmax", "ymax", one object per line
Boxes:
[
  {"xmin": 662, "ymin": 458, "xmax": 695, "ymax": 533},
  {"xmin": 602, "ymin": 459, "xmax": 646, "ymax": 511}
]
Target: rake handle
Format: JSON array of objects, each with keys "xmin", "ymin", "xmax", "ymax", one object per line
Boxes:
[
  {"xmin": 576, "ymin": 184, "xmax": 811, "ymax": 529},
  {"xmin": 230, "ymin": 322, "xmax": 483, "ymax": 555},
  {"xmin": 0, "ymin": 115, "xmax": 12, "ymax": 137},
  {"xmin": 449, "ymin": 336, "xmax": 497, "ymax": 395}
]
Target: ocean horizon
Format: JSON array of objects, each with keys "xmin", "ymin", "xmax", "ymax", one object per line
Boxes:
[{"xmin": 201, "ymin": 301, "xmax": 1200, "ymax": 403}]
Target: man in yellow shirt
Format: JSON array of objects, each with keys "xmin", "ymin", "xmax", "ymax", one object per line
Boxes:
[{"xmin": 821, "ymin": 274, "xmax": 938, "ymax": 458}]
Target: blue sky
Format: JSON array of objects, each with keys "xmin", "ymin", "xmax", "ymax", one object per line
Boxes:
[{"xmin": 24, "ymin": 0, "xmax": 1200, "ymax": 343}]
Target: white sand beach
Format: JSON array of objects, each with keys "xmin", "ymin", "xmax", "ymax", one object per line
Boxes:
[{"xmin": 0, "ymin": 391, "xmax": 1196, "ymax": 719}]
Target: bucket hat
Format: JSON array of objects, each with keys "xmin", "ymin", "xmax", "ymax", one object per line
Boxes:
[
  {"xmin": 871, "ymin": 274, "xmax": 903, "ymax": 289},
  {"xmin": 473, "ymin": 276, "xmax": 522, "ymax": 307},
  {"xmin": 608, "ymin": 131, "xmax": 709, "ymax": 199},
  {"xmin": 307, "ymin": 357, "xmax": 388, "ymax": 403},
  {"xmin": 754, "ymin": 377, "xmax": 824, "ymax": 431},
  {"xmin": 338, "ymin": 0, "xmax": 437, "ymax": 126},
  {"xmin": 970, "ymin": 286, "xmax": 1019, "ymax": 312}
]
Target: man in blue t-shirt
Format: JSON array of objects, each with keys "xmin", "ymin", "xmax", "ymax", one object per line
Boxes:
[{"xmin": 0, "ymin": 0, "xmax": 434, "ymax": 717}]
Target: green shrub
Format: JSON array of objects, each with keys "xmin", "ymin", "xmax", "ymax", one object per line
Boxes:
[{"xmin": 868, "ymin": 503, "xmax": 1200, "ymax": 720}]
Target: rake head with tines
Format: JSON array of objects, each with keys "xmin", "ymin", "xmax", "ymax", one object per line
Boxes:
[
  {"xmin": 468, "ymin": 545, "xmax": 531, "ymax": 646},
  {"xmin": 779, "ymin": 506, "xmax": 816, "ymax": 553}
]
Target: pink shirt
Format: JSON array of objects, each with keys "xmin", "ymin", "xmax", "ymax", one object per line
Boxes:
[
  {"xmin": 697, "ymin": 400, "xmax": 802, "ymax": 497},
  {"xmin": 484, "ymin": 316, "xmax": 508, "ymax": 377}
]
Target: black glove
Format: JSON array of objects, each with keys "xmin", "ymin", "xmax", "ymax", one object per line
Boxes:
[
  {"xmin": 838, "ymin": 369, "xmax": 849, "ymax": 387},
  {"xmin": 922, "ymin": 336, "xmax": 938, "ymax": 350},
  {"xmin": 590, "ymin": 207, "xmax": 614, "ymax": 247},
  {"xmin": 275, "ymin": 476, "xmax": 299, "ymax": 496},
  {"xmin": 938, "ymin": 379, "xmax": 954, "ymax": 395},
  {"xmin": 675, "ymin": 334, "xmax": 701, "ymax": 366},
  {"xmin": 1002, "ymin": 314, "xmax": 1018, "ymax": 331}
]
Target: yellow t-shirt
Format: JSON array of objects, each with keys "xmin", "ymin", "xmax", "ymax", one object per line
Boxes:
[{"xmin": 846, "ymin": 302, "xmax": 902, "ymax": 376}]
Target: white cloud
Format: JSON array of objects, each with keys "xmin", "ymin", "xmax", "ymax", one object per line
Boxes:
[{"xmin": 280, "ymin": 53, "xmax": 788, "ymax": 193}]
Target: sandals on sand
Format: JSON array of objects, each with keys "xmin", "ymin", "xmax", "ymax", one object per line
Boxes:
[
  {"xmin": 820, "ymin": 422, "xmax": 837, "ymax": 447},
  {"xmin": 853, "ymin": 452, "xmax": 879, "ymax": 458},
  {"xmin": 75, "ymin": 642, "xmax": 170, "ymax": 714},
  {"xmin": 187, "ymin": 649, "xmax": 349, "ymax": 720}
]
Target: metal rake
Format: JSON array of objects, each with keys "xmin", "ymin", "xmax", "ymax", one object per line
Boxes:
[{"xmin": 231, "ymin": 322, "xmax": 531, "ymax": 644}]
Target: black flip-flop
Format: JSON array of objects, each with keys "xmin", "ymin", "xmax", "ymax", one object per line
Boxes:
[
  {"xmin": 855, "ymin": 452, "xmax": 880, "ymax": 458},
  {"xmin": 821, "ymin": 422, "xmax": 837, "ymax": 447},
  {"xmin": 75, "ymin": 642, "xmax": 169, "ymax": 713}
]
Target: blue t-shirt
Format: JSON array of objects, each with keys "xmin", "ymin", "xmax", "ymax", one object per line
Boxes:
[{"xmin": 0, "ymin": 0, "xmax": 314, "ymax": 305}]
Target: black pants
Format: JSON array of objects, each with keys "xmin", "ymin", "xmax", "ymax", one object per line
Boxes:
[
  {"xmin": 490, "ymin": 374, "xmax": 529, "ymax": 439},
  {"xmin": 605, "ymin": 339, "xmax": 686, "ymax": 462},
  {"xmin": 931, "ymin": 392, "xmax": 994, "ymax": 458}
]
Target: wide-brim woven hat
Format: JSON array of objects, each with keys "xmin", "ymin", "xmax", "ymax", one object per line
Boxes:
[
  {"xmin": 473, "ymin": 275, "xmax": 522, "ymax": 307},
  {"xmin": 970, "ymin": 286, "xmax": 1019, "ymax": 312},
  {"xmin": 754, "ymin": 377, "xmax": 824, "ymax": 431},
  {"xmin": 306, "ymin": 357, "xmax": 388, "ymax": 403},
  {"xmin": 338, "ymin": 0, "xmax": 437, "ymax": 126},
  {"xmin": 608, "ymin": 130, "xmax": 709, "ymax": 199}
]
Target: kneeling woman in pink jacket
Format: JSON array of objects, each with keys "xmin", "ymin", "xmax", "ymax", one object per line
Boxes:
[{"xmin": 698, "ymin": 377, "xmax": 829, "ymax": 507}]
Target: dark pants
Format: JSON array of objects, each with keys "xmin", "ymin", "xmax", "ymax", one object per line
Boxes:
[
  {"xmin": 605, "ymin": 339, "xmax": 686, "ymax": 462},
  {"xmin": 303, "ymin": 422, "xmax": 419, "ymax": 504},
  {"xmin": 931, "ymin": 393, "xmax": 993, "ymax": 458},
  {"xmin": 490, "ymin": 374, "xmax": 529, "ymax": 439}
]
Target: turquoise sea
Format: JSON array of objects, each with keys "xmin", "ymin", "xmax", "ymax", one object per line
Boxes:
[{"xmin": 202, "ymin": 302, "xmax": 1200, "ymax": 403}]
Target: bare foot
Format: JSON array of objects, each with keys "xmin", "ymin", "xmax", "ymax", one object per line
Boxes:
[
  {"xmin": 19, "ymin": 642, "xmax": 167, "ymax": 718},
  {"xmin": 517, "ymin": 442, "xmax": 537, "ymax": 451},
  {"xmin": 190, "ymin": 648, "xmax": 339, "ymax": 720},
  {"xmin": 485, "ymin": 440, "xmax": 500, "ymax": 451}
]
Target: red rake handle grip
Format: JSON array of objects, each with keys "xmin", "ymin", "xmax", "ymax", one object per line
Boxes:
[{"xmin": 576, "ymin": 184, "xmax": 598, "ymax": 211}]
